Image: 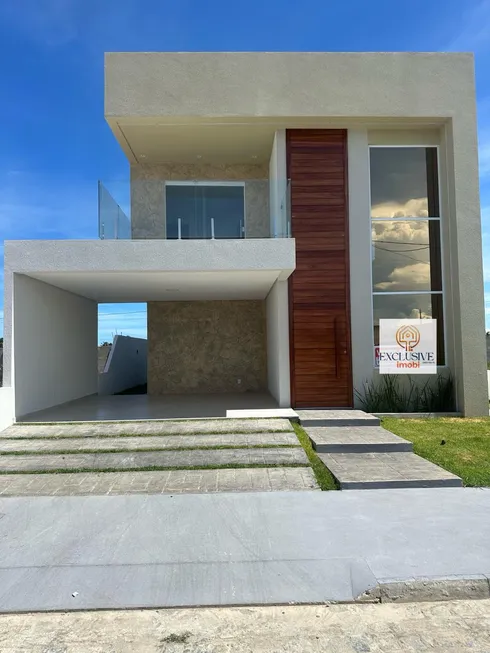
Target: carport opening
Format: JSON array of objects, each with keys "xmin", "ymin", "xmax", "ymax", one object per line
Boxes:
[{"xmin": 98, "ymin": 303, "xmax": 148, "ymax": 396}]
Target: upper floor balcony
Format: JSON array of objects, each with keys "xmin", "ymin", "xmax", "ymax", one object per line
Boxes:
[{"xmin": 98, "ymin": 178, "xmax": 291, "ymax": 241}]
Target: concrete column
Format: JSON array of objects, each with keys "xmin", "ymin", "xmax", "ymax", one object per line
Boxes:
[
  {"xmin": 443, "ymin": 117, "xmax": 487, "ymax": 415},
  {"xmin": 130, "ymin": 173, "xmax": 166, "ymax": 239},
  {"xmin": 347, "ymin": 129, "xmax": 374, "ymax": 404},
  {"xmin": 266, "ymin": 280, "xmax": 291, "ymax": 407}
]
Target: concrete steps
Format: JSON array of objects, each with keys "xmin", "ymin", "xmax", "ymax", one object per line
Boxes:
[
  {"xmin": 0, "ymin": 432, "xmax": 300, "ymax": 454},
  {"xmin": 1, "ymin": 419, "xmax": 294, "ymax": 439},
  {"xmin": 0, "ymin": 419, "xmax": 318, "ymax": 495},
  {"xmin": 296, "ymin": 410, "xmax": 380, "ymax": 427},
  {"xmin": 0, "ymin": 468, "xmax": 320, "ymax": 496},
  {"xmin": 0, "ymin": 446, "xmax": 309, "ymax": 474},
  {"xmin": 308, "ymin": 426, "xmax": 413, "ymax": 453},
  {"xmin": 318, "ymin": 452, "xmax": 462, "ymax": 490},
  {"xmin": 299, "ymin": 410, "xmax": 462, "ymax": 490}
]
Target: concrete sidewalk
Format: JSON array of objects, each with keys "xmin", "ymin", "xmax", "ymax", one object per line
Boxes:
[{"xmin": 1, "ymin": 488, "xmax": 490, "ymax": 612}]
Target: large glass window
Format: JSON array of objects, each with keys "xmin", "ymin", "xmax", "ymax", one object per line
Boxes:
[
  {"xmin": 166, "ymin": 183, "xmax": 244, "ymax": 239},
  {"xmin": 370, "ymin": 147, "xmax": 445, "ymax": 364}
]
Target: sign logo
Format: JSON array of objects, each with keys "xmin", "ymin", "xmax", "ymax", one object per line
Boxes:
[
  {"xmin": 378, "ymin": 319, "xmax": 437, "ymax": 375},
  {"xmin": 395, "ymin": 325, "xmax": 420, "ymax": 352}
]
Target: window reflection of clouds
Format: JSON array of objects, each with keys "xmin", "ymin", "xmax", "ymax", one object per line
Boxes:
[
  {"xmin": 370, "ymin": 146, "xmax": 445, "ymax": 363},
  {"xmin": 371, "ymin": 197, "xmax": 428, "ymax": 218},
  {"xmin": 373, "ymin": 294, "xmax": 434, "ymax": 346},
  {"xmin": 372, "ymin": 220, "xmax": 431, "ymax": 292},
  {"xmin": 370, "ymin": 147, "xmax": 429, "ymax": 208},
  {"xmin": 374, "ymin": 293, "xmax": 433, "ymax": 322}
]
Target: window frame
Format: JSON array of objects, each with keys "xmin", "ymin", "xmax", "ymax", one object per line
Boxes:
[
  {"xmin": 164, "ymin": 180, "xmax": 246, "ymax": 240},
  {"xmin": 368, "ymin": 144, "xmax": 447, "ymax": 369}
]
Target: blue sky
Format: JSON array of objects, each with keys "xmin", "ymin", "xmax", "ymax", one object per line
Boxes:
[{"xmin": 0, "ymin": 0, "xmax": 489, "ymax": 342}]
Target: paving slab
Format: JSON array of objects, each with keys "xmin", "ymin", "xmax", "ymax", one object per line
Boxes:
[
  {"xmin": 0, "ymin": 432, "xmax": 300, "ymax": 454},
  {"xmin": 307, "ymin": 425, "xmax": 413, "ymax": 453},
  {"xmin": 297, "ymin": 410, "xmax": 380, "ymax": 427},
  {"xmin": 0, "ymin": 468, "xmax": 319, "ymax": 496},
  {"xmin": 1, "ymin": 418, "xmax": 293, "ymax": 439},
  {"xmin": 318, "ymin": 451, "xmax": 462, "ymax": 489},
  {"xmin": 0, "ymin": 447, "xmax": 309, "ymax": 473},
  {"xmin": 0, "ymin": 488, "xmax": 489, "ymax": 611},
  {"xmin": 0, "ymin": 558, "xmax": 376, "ymax": 612}
]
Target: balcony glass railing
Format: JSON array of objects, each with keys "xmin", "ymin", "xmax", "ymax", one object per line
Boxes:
[
  {"xmin": 98, "ymin": 181, "xmax": 131, "ymax": 239},
  {"xmin": 98, "ymin": 179, "xmax": 291, "ymax": 240}
]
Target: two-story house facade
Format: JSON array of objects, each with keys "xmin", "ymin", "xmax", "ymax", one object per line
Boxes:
[{"xmin": 1, "ymin": 52, "xmax": 487, "ymax": 424}]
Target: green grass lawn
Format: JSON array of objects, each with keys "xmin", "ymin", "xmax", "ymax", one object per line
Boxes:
[
  {"xmin": 292, "ymin": 422, "xmax": 338, "ymax": 490},
  {"xmin": 382, "ymin": 417, "xmax": 490, "ymax": 487}
]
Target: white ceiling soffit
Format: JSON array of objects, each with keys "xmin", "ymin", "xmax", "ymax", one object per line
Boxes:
[
  {"xmin": 109, "ymin": 118, "xmax": 445, "ymax": 165},
  {"xmin": 119, "ymin": 123, "xmax": 276, "ymax": 165},
  {"xmin": 28, "ymin": 270, "xmax": 281, "ymax": 303}
]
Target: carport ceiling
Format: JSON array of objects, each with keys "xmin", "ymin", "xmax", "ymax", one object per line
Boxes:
[
  {"xmin": 109, "ymin": 118, "xmax": 447, "ymax": 165},
  {"xmin": 27, "ymin": 270, "xmax": 281, "ymax": 302},
  {"xmin": 115, "ymin": 122, "xmax": 276, "ymax": 165}
]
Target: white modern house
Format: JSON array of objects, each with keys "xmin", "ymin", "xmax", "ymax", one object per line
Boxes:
[{"xmin": 0, "ymin": 52, "xmax": 487, "ymax": 426}]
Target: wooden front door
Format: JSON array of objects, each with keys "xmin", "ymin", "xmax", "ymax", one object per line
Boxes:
[{"xmin": 287, "ymin": 129, "xmax": 352, "ymax": 408}]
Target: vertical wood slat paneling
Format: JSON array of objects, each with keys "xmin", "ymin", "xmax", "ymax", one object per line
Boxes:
[{"xmin": 287, "ymin": 129, "xmax": 353, "ymax": 408}]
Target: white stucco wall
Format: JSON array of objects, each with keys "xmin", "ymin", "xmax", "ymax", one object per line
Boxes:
[
  {"xmin": 13, "ymin": 275, "xmax": 98, "ymax": 418},
  {"xmin": 0, "ymin": 387, "xmax": 14, "ymax": 432},
  {"xmin": 266, "ymin": 280, "xmax": 291, "ymax": 407},
  {"xmin": 105, "ymin": 52, "xmax": 476, "ymax": 121},
  {"xmin": 98, "ymin": 335, "xmax": 147, "ymax": 395},
  {"xmin": 4, "ymin": 239, "xmax": 295, "ymax": 277},
  {"xmin": 347, "ymin": 125, "xmax": 487, "ymax": 415}
]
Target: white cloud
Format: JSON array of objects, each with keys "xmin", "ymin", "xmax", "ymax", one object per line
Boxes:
[
  {"xmin": 0, "ymin": 0, "xmax": 81, "ymax": 46},
  {"xmin": 372, "ymin": 219, "xmax": 429, "ymax": 243},
  {"xmin": 371, "ymin": 198, "xmax": 429, "ymax": 219},
  {"xmin": 375, "ymin": 262, "xmax": 429, "ymax": 292},
  {"xmin": 446, "ymin": 0, "xmax": 490, "ymax": 52},
  {"xmin": 0, "ymin": 0, "xmax": 186, "ymax": 53},
  {"xmin": 0, "ymin": 171, "xmax": 97, "ymax": 240}
]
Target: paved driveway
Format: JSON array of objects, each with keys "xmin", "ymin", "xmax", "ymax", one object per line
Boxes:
[{"xmin": 0, "ymin": 488, "xmax": 489, "ymax": 611}]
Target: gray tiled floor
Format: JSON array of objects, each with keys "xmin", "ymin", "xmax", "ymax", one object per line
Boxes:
[
  {"xmin": 319, "ymin": 452, "xmax": 462, "ymax": 489},
  {"xmin": 18, "ymin": 392, "xmax": 282, "ymax": 422},
  {"xmin": 0, "ymin": 447, "xmax": 309, "ymax": 473},
  {"xmin": 2, "ymin": 419, "xmax": 293, "ymax": 439},
  {"xmin": 0, "ymin": 432, "xmax": 300, "ymax": 453},
  {"xmin": 0, "ymin": 468, "xmax": 319, "ymax": 496}
]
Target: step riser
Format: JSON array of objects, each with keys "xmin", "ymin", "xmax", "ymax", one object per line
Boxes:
[
  {"xmin": 317, "ymin": 451, "xmax": 463, "ymax": 490},
  {"xmin": 0, "ymin": 447, "xmax": 310, "ymax": 474},
  {"xmin": 300, "ymin": 418, "xmax": 380, "ymax": 427},
  {"xmin": 311, "ymin": 442, "xmax": 413, "ymax": 454},
  {"xmin": 340, "ymin": 479, "xmax": 463, "ymax": 490}
]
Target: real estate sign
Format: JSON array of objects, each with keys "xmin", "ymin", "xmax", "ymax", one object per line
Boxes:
[{"xmin": 378, "ymin": 319, "xmax": 437, "ymax": 375}]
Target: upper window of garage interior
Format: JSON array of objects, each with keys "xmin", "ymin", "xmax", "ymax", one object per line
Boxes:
[{"xmin": 370, "ymin": 147, "xmax": 440, "ymax": 218}]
